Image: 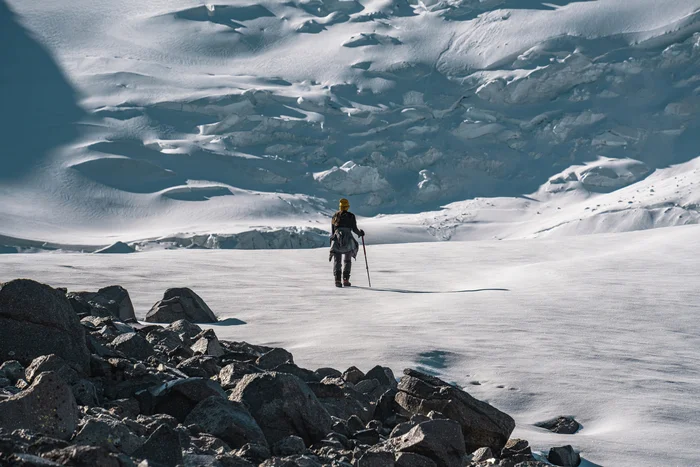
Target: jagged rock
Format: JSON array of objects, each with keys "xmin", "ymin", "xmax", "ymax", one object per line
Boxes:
[
  {"xmin": 183, "ymin": 453, "xmax": 221, "ymax": 467},
  {"xmin": 191, "ymin": 330, "xmax": 225, "ymax": 357},
  {"xmin": 346, "ymin": 415, "xmax": 365, "ymax": 433},
  {"xmin": 548, "ymin": 445, "xmax": 581, "ymax": 467},
  {"xmin": 166, "ymin": 320, "xmax": 203, "ymax": 345},
  {"xmin": 389, "ymin": 419, "xmax": 466, "ymax": 467},
  {"xmin": 0, "ymin": 279, "xmax": 91, "ymax": 373},
  {"xmin": 105, "ymin": 398, "xmax": 141, "ymax": 418},
  {"xmin": 42, "ymin": 445, "xmax": 124, "ymax": 466},
  {"xmin": 133, "ymin": 423, "xmax": 182, "ymax": 466},
  {"xmin": 185, "ymin": 396, "xmax": 267, "ymax": 450},
  {"xmin": 342, "ymin": 366, "xmax": 364, "ymax": 385},
  {"xmin": 235, "ymin": 442, "xmax": 272, "ymax": 464},
  {"xmin": 501, "ymin": 438, "xmax": 533, "ymax": 463},
  {"xmin": 352, "ymin": 428, "xmax": 380, "ymax": 445},
  {"xmin": 178, "ymin": 356, "xmax": 221, "ymax": 378},
  {"xmin": 308, "ymin": 382, "xmax": 372, "ymax": 424},
  {"xmin": 355, "ymin": 379, "xmax": 380, "ymax": 395},
  {"xmin": 357, "ymin": 450, "xmax": 395, "ymax": 467},
  {"xmin": 146, "ymin": 327, "xmax": 185, "ymax": 352},
  {"xmin": 272, "ymin": 435, "xmax": 306, "ymax": 456},
  {"xmin": 374, "ymin": 388, "xmax": 399, "ymax": 422},
  {"xmin": 73, "ymin": 417, "xmax": 144, "ymax": 455},
  {"xmin": 256, "ymin": 348, "xmax": 294, "ymax": 370},
  {"xmin": 219, "ymin": 362, "xmax": 259, "ymax": 390},
  {"xmin": 390, "ymin": 421, "xmax": 417, "ymax": 438},
  {"xmin": 108, "ymin": 333, "xmax": 155, "ymax": 361},
  {"xmin": 69, "ymin": 286, "xmax": 136, "ymax": 322},
  {"xmin": 271, "ymin": 363, "xmax": 319, "ymax": 383},
  {"xmin": 0, "ymin": 372, "xmax": 78, "ymax": 440},
  {"xmin": 471, "ymin": 447, "xmax": 494, "ymax": 462},
  {"xmin": 535, "ymin": 416, "xmax": 581, "ymax": 434},
  {"xmin": 395, "ymin": 452, "xmax": 438, "ymax": 467},
  {"xmin": 395, "ymin": 369, "xmax": 515, "ymax": 453},
  {"xmin": 216, "ymin": 454, "xmax": 257, "ymax": 467},
  {"xmin": 137, "ymin": 413, "xmax": 180, "ymax": 433},
  {"xmin": 363, "ymin": 366, "xmax": 397, "ymax": 388},
  {"xmin": 229, "ymin": 372, "xmax": 332, "ymax": 447},
  {"xmin": 146, "ymin": 288, "xmax": 217, "ymax": 323},
  {"xmin": 140, "ymin": 377, "xmax": 227, "ymax": 422},
  {"xmin": 314, "ymin": 368, "xmax": 342, "ymax": 380},
  {"xmin": 24, "ymin": 355, "xmax": 78, "ymax": 385},
  {"xmin": 0, "ymin": 361, "xmax": 25, "ymax": 384},
  {"xmin": 71, "ymin": 379, "xmax": 100, "ymax": 407},
  {"xmin": 6, "ymin": 453, "xmax": 64, "ymax": 466}
]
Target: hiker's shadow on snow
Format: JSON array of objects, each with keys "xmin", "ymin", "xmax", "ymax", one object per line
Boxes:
[{"xmin": 353, "ymin": 287, "xmax": 509, "ymax": 294}]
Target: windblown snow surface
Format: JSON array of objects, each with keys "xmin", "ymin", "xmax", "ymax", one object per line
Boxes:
[
  {"xmin": 2, "ymin": 226, "xmax": 700, "ymax": 466},
  {"xmin": 2, "ymin": 0, "xmax": 700, "ymax": 464}
]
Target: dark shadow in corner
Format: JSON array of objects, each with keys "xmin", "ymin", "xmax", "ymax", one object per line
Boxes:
[
  {"xmin": 353, "ymin": 287, "xmax": 509, "ymax": 294},
  {"xmin": 0, "ymin": 0, "xmax": 84, "ymax": 181}
]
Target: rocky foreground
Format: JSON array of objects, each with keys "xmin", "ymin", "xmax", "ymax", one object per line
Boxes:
[{"xmin": 0, "ymin": 279, "xmax": 582, "ymax": 467}]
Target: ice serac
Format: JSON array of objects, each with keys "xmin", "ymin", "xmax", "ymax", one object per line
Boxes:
[
  {"xmin": 394, "ymin": 369, "xmax": 515, "ymax": 453},
  {"xmin": 0, "ymin": 279, "xmax": 91, "ymax": 373}
]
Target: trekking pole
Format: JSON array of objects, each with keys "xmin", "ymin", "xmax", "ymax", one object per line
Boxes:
[{"xmin": 362, "ymin": 236, "xmax": 371, "ymax": 288}]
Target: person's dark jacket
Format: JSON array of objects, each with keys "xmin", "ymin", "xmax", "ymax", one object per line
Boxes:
[{"xmin": 331, "ymin": 211, "xmax": 363, "ymax": 237}]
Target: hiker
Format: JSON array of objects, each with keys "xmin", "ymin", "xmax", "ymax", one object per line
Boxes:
[{"xmin": 330, "ymin": 198, "xmax": 365, "ymax": 288}]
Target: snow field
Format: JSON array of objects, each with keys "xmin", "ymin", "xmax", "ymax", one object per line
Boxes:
[{"xmin": 2, "ymin": 225, "xmax": 699, "ymax": 465}]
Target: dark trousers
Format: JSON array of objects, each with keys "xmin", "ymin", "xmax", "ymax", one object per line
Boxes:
[{"xmin": 333, "ymin": 253, "xmax": 352, "ymax": 280}]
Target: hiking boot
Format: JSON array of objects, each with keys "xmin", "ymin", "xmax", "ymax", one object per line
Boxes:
[
  {"xmin": 335, "ymin": 281, "xmax": 343, "ymax": 288},
  {"xmin": 343, "ymin": 279, "xmax": 351, "ymax": 287}
]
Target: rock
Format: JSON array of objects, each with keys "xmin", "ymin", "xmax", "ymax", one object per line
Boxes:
[
  {"xmin": 548, "ymin": 445, "xmax": 581, "ymax": 467},
  {"xmin": 357, "ymin": 450, "xmax": 395, "ymax": 467},
  {"xmin": 314, "ymin": 368, "xmax": 342, "ymax": 380},
  {"xmin": 235, "ymin": 442, "xmax": 272, "ymax": 464},
  {"xmin": 501, "ymin": 438, "xmax": 533, "ymax": 463},
  {"xmin": 230, "ymin": 372, "xmax": 332, "ymax": 447},
  {"xmin": 395, "ymin": 369, "xmax": 515, "ymax": 453},
  {"xmin": 308, "ymin": 382, "xmax": 372, "ymax": 424},
  {"xmin": 146, "ymin": 327, "xmax": 185, "ymax": 352},
  {"xmin": 183, "ymin": 453, "xmax": 222, "ymax": 467},
  {"xmin": 73, "ymin": 417, "xmax": 144, "ymax": 455},
  {"xmin": 166, "ymin": 320, "xmax": 203, "ymax": 344},
  {"xmin": 471, "ymin": 447, "xmax": 494, "ymax": 462},
  {"xmin": 0, "ymin": 279, "xmax": 91, "ymax": 373},
  {"xmin": 108, "ymin": 333, "xmax": 155, "ymax": 361},
  {"xmin": 216, "ymin": 454, "xmax": 256, "ymax": 467},
  {"xmin": 374, "ymin": 388, "xmax": 399, "ymax": 422},
  {"xmin": 0, "ymin": 372, "xmax": 78, "ymax": 440},
  {"xmin": 24, "ymin": 355, "xmax": 78, "ymax": 385},
  {"xmin": 352, "ymin": 428, "xmax": 380, "ymax": 446},
  {"xmin": 271, "ymin": 435, "xmax": 306, "ymax": 456},
  {"xmin": 178, "ymin": 356, "xmax": 221, "ymax": 378},
  {"xmin": 342, "ymin": 366, "xmax": 364, "ymax": 385},
  {"xmin": 535, "ymin": 416, "xmax": 581, "ymax": 434},
  {"xmin": 0, "ymin": 361, "xmax": 25, "ymax": 384},
  {"xmin": 146, "ymin": 288, "xmax": 217, "ymax": 323},
  {"xmin": 105, "ymin": 398, "xmax": 141, "ymax": 418},
  {"xmin": 271, "ymin": 363, "xmax": 320, "ymax": 383},
  {"xmin": 219, "ymin": 362, "xmax": 258, "ymax": 390},
  {"xmin": 256, "ymin": 348, "xmax": 294, "ymax": 370},
  {"xmin": 390, "ymin": 421, "xmax": 417, "ymax": 438},
  {"xmin": 133, "ymin": 423, "xmax": 183, "ymax": 466},
  {"xmin": 6, "ymin": 453, "xmax": 64, "ymax": 466},
  {"xmin": 42, "ymin": 445, "xmax": 124, "ymax": 466},
  {"xmin": 355, "ymin": 379, "xmax": 380, "ymax": 395},
  {"xmin": 185, "ymin": 396, "xmax": 267, "ymax": 450},
  {"xmin": 390, "ymin": 420, "xmax": 466, "ymax": 467},
  {"xmin": 191, "ymin": 330, "xmax": 225, "ymax": 357},
  {"xmin": 71, "ymin": 379, "xmax": 100, "ymax": 407},
  {"xmin": 363, "ymin": 366, "xmax": 397, "ymax": 388},
  {"xmin": 70, "ymin": 286, "xmax": 136, "ymax": 322},
  {"xmin": 395, "ymin": 452, "xmax": 438, "ymax": 467},
  {"xmin": 141, "ymin": 377, "xmax": 227, "ymax": 422}
]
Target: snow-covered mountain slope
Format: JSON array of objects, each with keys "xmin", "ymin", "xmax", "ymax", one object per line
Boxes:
[
  {"xmin": 2, "ymin": 225, "xmax": 699, "ymax": 466},
  {"xmin": 1, "ymin": 0, "xmax": 699, "ymax": 247}
]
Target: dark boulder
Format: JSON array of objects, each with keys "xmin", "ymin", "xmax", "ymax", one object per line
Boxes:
[
  {"xmin": 389, "ymin": 419, "xmax": 466, "ymax": 467},
  {"xmin": 0, "ymin": 372, "xmax": 79, "ymax": 440},
  {"xmin": 133, "ymin": 423, "xmax": 183, "ymax": 466},
  {"xmin": 255, "ymin": 348, "xmax": 294, "ymax": 370},
  {"xmin": 395, "ymin": 369, "xmax": 515, "ymax": 453},
  {"xmin": 271, "ymin": 435, "xmax": 306, "ymax": 457},
  {"xmin": 166, "ymin": 319, "xmax": 203, "ymax": 345},
  {"xmin": 548, "ymin": 445, "xmax": 581, "ymax": 467},
  {"xmin": 177, "ymin": 356, "xmax": 220, "ymax": 378},
  {"xmin": 184, "ymin": 396, "xmax": 267, "ymax": 450},
  {"xmin": 108, "ymin": 333, "xmax": 155, "ymax": 361},
  {"xmin": 501, "ymin": 438, "xmax": 533, "ymax": 463},
  {"xmin": 395, "ymin": 452, "xmax": 438, "ymax": 467},
  {"xmin": 342, "ymin": 366, "xmax": 364, "ymax": 385},
  {"xmin": 229, "ymin": 372, "xmax": 332, "ymax": 447},
  {"xmin": 0, "ymin": 279, "xmax": 91, "ymax": 373},
  {"xmin": 357, "ymin": 450, "xmax": 395, "ymax": 467},
  {"xmin": 535, "ymin": 416, "xmax": 581, "ymax": 435},
  {"xmin": 42, "ymin": 445, "xmax": 124, "ymax": 467},
  {"xmin": 0, "ymin": 361, "xmax": 25, "ymax": 384},
  {"xmin": 73, "ymin": 417, "xmax": 144, "ymax": 455},
  {"xmin": 146, "ymin": 288, "xmax": 217, "ymax": 323},
  {"xmin": 191, "ymin": 329, "xmax": 225, "ymax": 357},
  {"xmin": 139, "ymin": 377, "xmax": 227, "ymax": 422}
]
